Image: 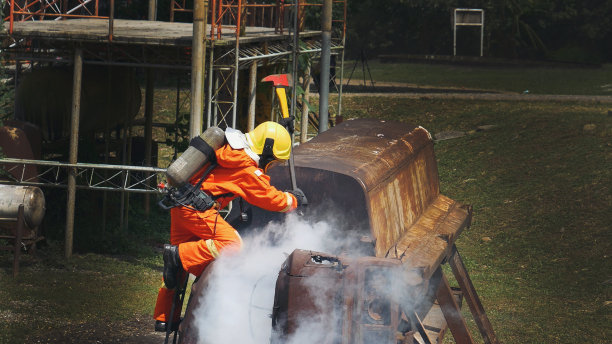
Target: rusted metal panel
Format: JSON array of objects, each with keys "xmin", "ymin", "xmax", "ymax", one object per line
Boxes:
[
  {"xmin": 271, "ymin": 249, "xmax": 403, "ymax": 344},
  {"xmin": 181, "ymin": 118, "xmax": 483, "ymax": 343},
  {"xmin": 267, "ymin": 118, "xmax": 441, "ymax": 256}
]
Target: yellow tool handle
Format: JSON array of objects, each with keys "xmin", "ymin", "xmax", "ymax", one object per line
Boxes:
[{"xmin": 275, "ymin": 87, "xmax": 290, "ymax": 119}]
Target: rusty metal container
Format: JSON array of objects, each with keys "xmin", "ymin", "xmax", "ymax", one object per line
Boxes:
[
  {"xmin": 0, "ymin": 185, "xmax": 46, "ymax": 228},
  {"xmin": 263, "ymin": 118, "xmax": 441, "ymax": 256},
  {"xmin": 180, "ymin": 119, "xmax": 473, "ymax": 343},
  {"xmin": 271, "ymin": 249, "xmax": 403, "ymax": 344}
]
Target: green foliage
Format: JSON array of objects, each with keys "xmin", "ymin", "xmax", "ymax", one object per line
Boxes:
[
  {"xmin": 0, "ymin": 241, "xmax": 162, "ymax": 342},
  {"xmin": 346, "ymin": 0, "xmax": 612, "ymax": 62}
]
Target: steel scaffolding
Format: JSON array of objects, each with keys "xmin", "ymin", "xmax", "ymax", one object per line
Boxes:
[{"xmin": 1, "ymin": 0, "xmax": 347, "ymax": 256}]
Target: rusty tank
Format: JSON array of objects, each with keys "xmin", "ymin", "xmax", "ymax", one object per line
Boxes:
[{"xmin": 177, "ymin": 118, "xmax": 480, "ymax": 344}]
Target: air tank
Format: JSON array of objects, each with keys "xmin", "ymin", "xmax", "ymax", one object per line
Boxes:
[
  {"xmin": 166, "ymin": 126, "xmax": 226, "ymax": 186},
  {"xmin": 0, "ymin": 185, "xmax": 46, "ymax": 228}
]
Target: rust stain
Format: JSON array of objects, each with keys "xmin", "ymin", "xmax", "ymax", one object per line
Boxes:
[{"xmin": 5, "ymin": 127, "xmax": 20, "ymax": 140}]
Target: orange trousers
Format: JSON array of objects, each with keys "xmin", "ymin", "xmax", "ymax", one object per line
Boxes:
[{"xmin": 153, "ymin": 208, "xmax": 242, "ymax": 322}]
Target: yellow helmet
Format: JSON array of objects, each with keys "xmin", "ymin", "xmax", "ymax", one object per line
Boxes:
[{"xmin": 246, "ymin": 122, "xmax": 291, "ymax": 169}]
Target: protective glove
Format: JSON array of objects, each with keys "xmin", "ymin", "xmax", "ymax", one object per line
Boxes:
[
  {"xmin": 279, "ymin": 115, "xmax": 295, "ymax": 135},
  {"xmin": 288, "ymin": 188, "xmax": 307, "ymax": 207}
]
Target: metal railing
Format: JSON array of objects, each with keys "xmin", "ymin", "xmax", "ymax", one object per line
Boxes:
[
  {"xmin": 0, "ymin": 158, "xmax": 165, "ymax": 194},
  {"xmin": 7, "ymin": 0, "xmax": 105, "ymax": 33},
  {"xmin": 5, "ymin": 1, "xmax": 346, "ymax": 42}
]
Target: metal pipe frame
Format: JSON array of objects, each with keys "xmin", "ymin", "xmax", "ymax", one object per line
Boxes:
[
  {"xmin": 318, "ymin": 0, "xmax": 332, "ymax": 133},
  {"xmin": 0, "ymin": 158, "xmax": 166, "ymax": 194},
  {"xmin": 247, "ymin": 61, "xmax": 257, "ymax": 131},
  {"xmin": 65, "ymin": 46, "xmax": 83, "ymax": 258},
  {"xmin": 453, "ymin": 8, "xmax": 484, "ymax": 57}
]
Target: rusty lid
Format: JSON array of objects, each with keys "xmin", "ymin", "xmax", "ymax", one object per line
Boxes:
[{"xmin": 293, "ymin": 118, "xmax": 431, "ymax": 193}]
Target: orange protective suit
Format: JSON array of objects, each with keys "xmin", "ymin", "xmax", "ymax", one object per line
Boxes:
[{"xmin": 154, "ymin": 143, "xmax": 297, "ymax": 323}]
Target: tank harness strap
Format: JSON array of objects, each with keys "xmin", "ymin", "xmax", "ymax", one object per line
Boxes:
[{"xmin": 190, "ymin": 135, "xmax": 217, "ymax": 163}]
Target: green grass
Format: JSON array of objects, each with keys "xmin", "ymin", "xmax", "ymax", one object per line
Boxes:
[
  {"xmin": 342, "ymin": 97, "xmax": 612, "ymax": 343},
  {"xmin": 1, "ymin": 63, "xmax": 611, "ymax": 342},
  {"xmin": 0, "ymin": 241, "xmax": 163, "ymax": 343},
  {"xmin": 344, "ymin": 60, "xmax": 612, "ymax": 95}
]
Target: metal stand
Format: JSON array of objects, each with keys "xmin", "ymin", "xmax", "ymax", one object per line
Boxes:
[
  {"xmin": 165, "ymin": 272, "xmax": 189, "ymax": 344},
  {"xmin": 345, "ymin": 49, "xmax": 375, "ymax": 89},
  {"xmin": 0, "ymin": 205, "xmax": 44, "ymax": 277},
  {"xmin": 432, "ymin": 245, "xmax": 499, "ymax": 344}
]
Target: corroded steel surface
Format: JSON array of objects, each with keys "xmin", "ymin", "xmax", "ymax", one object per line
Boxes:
[
  {"xmin": 0, "ymin": 123, "xmax": 40, "ymax": 182},
  {"xmin": 271, "ymin": 249, "xmax": 403, "ymax": 344},
  {"xmin": 268, "ymin": 118, "xmax": 442, "ymax": 257}
]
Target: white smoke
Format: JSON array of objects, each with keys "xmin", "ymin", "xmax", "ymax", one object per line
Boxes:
[{"xmin": 193, "ymin": 213, "xmax": 342, "ymax": 344}]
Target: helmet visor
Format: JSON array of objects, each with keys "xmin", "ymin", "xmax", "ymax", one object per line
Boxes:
[{"xmin": 263, "ymin": 158, "xmax": 285, "ymax": 173}]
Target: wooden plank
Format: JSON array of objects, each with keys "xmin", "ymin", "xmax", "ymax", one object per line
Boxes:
[
  {"xmin": 434, "ymin": 267, "xmax": 475, "ymax": 344},
  {"xmin": 3, "ymin": 19, "xmax": 320, "ymax": 46},
  {"xmin": 388, "ymin": 195, "xmax": 471, "ymax": 280},
  {"xmin": 449, "ymin": 246, "xmax": 500, "ymax": 344}
]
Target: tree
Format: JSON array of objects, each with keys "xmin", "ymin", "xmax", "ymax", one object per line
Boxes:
[{"xmin": 345, "ymin": 0, "xmax": 612, "ymax": 62}]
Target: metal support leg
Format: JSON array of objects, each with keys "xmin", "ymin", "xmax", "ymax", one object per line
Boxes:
[
  {"xmin": 13, "ymin": 205, "xmax": 24, "ymax": 277},
  {"xmin": 165, "ymin": 271, "xmax": 189, "ymax": 344},
  {"xmin": 144, "ymin": 68, "xmax": 155, "ymax": 216},
  {"xmin": 449, "ymin": 245, "xmax": 500, "ymax": 344},
  {"xmin": 247, "ymin": 61, "xmax": 257, "ymax": 131},
  {"xmin": 206, "ymin": 43, "xmax": 215, "ymax": 129},
  {"xmin": 434, "ymin": 267, "xmax": 474, "ymax": 344},
  {"xmin": 190, "ymin": 0, "xmax": 208, "ymax": 138},
  {"xmin": 300, "ymin": 65, "xmax": 311, "ymax": 143},
  {"xmin": 65, "ymin": 47, "xmax": 83, "ymax": 259}
]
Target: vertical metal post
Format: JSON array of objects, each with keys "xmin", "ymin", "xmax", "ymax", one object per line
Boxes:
[
  {"xmin": 65, "ymin": 47, "xmax": 83, "ymax": 259},
  {"xmin": 337, "ymin": 0, "xmax": 346, "ymax": 121},
  {"xmin": 213, "ymin": 76, "xmax": 219, "ymax": 126},
  {"xmin": 206, "ymin": 43, "xmax": 215, "ymax": 128},
  {"xmin": 108, "ymin": 0, "xmax": 114, "ymax": 41},
  {"xmin": 174, "ymin": 77, "xmax": 181, "ymax": 159},
  {"xmin": 144, "ymin": 3, "xmax": 157, "ymax": 215},
  {"xmin": 453, "ymin": 9, "xmax": 457, "ymax": 56},
  {"xmin": 14, "ymin": 60, "xmax": 20, "ymax": 97},
  {"xmin": 318, "ymin": 0, "xmax": 332, "ymax": 133},
  {"xmin": 144, "ymin": 69, "xmax": 155, "ymax": 215},
  {"xmin": 434, "ymin": 267, "xmax": 475, "ymax": 344},
  {"xmin": 13, "ymin": 205, "xmax": 24, "ymax": 277},
  {"xmin": 102, "ymin": 66, "xmax": 112, "ymax": 233},
  {"xmin": 449, "ymin": 245, "xmax": 499, "ymax": 344},
  {"xmin": 290, "ymin": 0, "xmax": 299, "ymax": 121},
  {"xmin": 232, "ymin": 43, "xmax": 240, "ymax": 128},
  {"xmin": 247, "ymin": 61, "xmax": 257, "ymax": 131},
  {"xmin": 9, "ymin": 0, "xmax": 14, "ymax": 34},
  {"xmin": 480, "ymin": 11, "xmax": 485, "ymax": 57},
  {"xmin": 231, "ymin": 0, "xmax": 243, "ymax": 129},
  {"xmin": 300, "ymin": 65, "xmax": 310, "ymax": 143},
  {"xmin": 148, "ymin": 0, "xmax": 157, "ymax": 20},
  {"xmin": 190, "ymin": 0, "xmax": 208, "ymax": 138}
]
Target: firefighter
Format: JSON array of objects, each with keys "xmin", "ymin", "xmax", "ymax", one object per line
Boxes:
[{"xmin": 153, "ymin": 121, "xmax": 306, "ymax": 331}]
